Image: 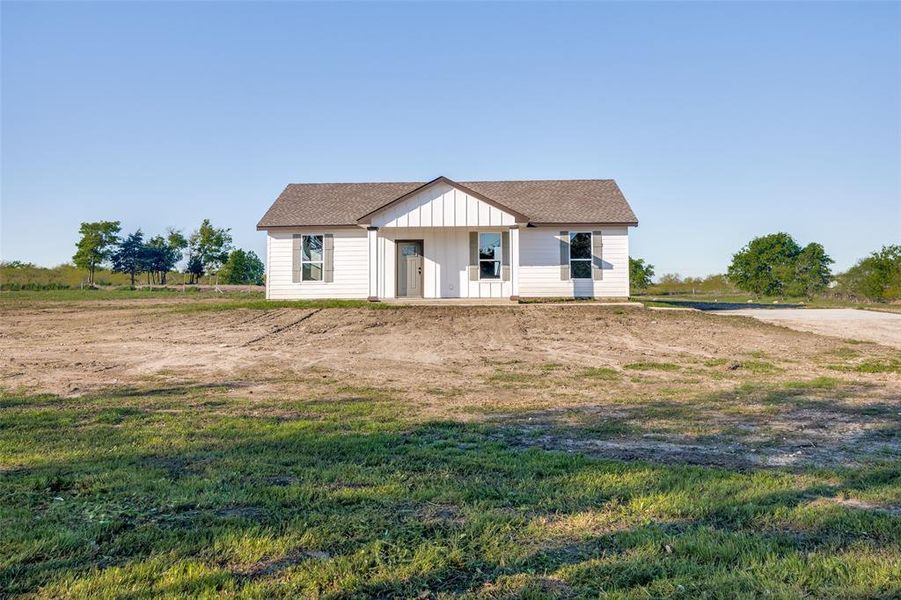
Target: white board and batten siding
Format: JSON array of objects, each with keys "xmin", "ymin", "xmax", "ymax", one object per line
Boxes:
[
  {"xmin": 371, "ymin": 182, "xmax": 516, "ymax": 228},
  {"xmin": 376, "ymin": 228, "xmax": 512, "ymax": 299},
  {"xmin": 266, "ymin": 228, "xmax": 368, "ymax": 299},
  {"xmin": 518, "ymin": 227, "xmax": 630, "ymax": 298}
]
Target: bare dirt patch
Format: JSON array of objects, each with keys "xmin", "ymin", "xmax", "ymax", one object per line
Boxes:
[
  {"xmin": 1, "ymin": 299, "xmax": 898, "ymax": 470},
  {"xmin": 228, "ymin": 549, "xmax": 331, "ymax": 582}
]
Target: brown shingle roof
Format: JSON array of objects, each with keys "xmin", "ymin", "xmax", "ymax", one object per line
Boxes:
[{"xmin": 256, "ymin": 177, "xmax": 638, "ymax": 228}]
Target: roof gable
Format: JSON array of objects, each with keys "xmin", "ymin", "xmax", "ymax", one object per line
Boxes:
[{"xmin": 359, "ymin": 177, "xmax": 527, "ymax": 227}]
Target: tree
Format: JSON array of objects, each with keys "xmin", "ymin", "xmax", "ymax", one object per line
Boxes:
[
  {"xmin": 835, "ymin": 245, "xmax": 901, "ymax": 301},
  {"xmin": 73, "ymin": 221, "xmax": 121, "ymax": 285},
  {"xmin": 165, "ymin": 228, "xmax": 189, "ymax": 283},
  {"xmin": 786, "ymin": 242, "xmax": 833, "ymax": 297},
  {"xmin": 185, "ymin": 255, "xmax": 204, "ymax": 285},
  {"xmin": 652, "ymin": 273, "xmax": 681, "ymax": 294},
  {"xmin": 111, "ymin": 230, "xmax": 146, "ymax": 287},
  {"xmin": 188, "ymin": 219, "xmax": 233, "ymax": 283},
  {"xmin": 144, "ymin": 235, "xmax": 181, "ymax": 285},
  {"xmin": 166, "ymin": 228, "xmax": 188, "ymax": 254},
  {"xmin": 629, "ymin": 257, "xmax": 655, "ymax": 293},
  {"xmin": 1, "ymin": 261, "xmax": 36, "ymax": 269},
  {"xmin": 219, "ymin": 249, "xmax": 265, "ymax": 285},
  {"xmin": 727, "ymin": 233, "xmax": 832, "ymax": 297}
]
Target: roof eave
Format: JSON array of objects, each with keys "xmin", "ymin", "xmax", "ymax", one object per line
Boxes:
[
  {"xmin": 257, "ymin": 223, "xmax": 362, "ymax": 231},
  {"xmin": 528, "ymin": 221, "xmax": 639, "ymax": 227}
]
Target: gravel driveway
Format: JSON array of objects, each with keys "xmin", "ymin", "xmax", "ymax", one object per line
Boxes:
[{"xmin": 718, "ymin": 308, "xmax": 901, "ymax": 349}]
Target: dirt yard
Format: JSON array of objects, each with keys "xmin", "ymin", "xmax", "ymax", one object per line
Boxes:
[{"xmin": 2, "ymin": 297, "xmax": 898, "ymax": 471}]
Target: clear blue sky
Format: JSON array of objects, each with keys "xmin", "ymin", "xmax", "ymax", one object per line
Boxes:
[{"xmin": 2, "ymin": 1, "xmax": 899, "ymax": 277}]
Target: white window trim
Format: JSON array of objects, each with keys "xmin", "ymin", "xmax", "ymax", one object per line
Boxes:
[
  {"xmin": 569, "ymin": 231, "xmax": 592, "ymax": 281},
  {"xmin": 478, "ymin": 231, "xmax": 503, "ymax": 281},
  {"xmin": 301, "ymin": 234, "xmax": 325, "ymax": 283}
]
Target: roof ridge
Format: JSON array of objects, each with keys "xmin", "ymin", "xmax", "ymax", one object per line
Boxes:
[
  {"xmin": 286, "ymin": 179, "xmax": 616, "ymax": 186},
  {"xmin": 286, "ymin": 181, "xmax": 424, "ymax": 186},
  {"xmin": 463, "ymin": 178, "xmax": 615, "ymax": 183}
]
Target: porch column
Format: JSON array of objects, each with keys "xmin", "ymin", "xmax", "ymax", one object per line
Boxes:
[
  {"xmin": 510, "ymin": 225, "xmax": 520, "ymax": 300},
  {"xmin": 367, "ymin": 226, "xmax": 379, "ymax": 301}
]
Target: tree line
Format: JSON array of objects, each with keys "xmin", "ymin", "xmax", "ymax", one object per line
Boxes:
[
  {"xmin": 73, "ymin": 219, "xmax": 264, "ymax": 287},
  {"xmin": 630, "ymin": 232, "xmax": 900, "ymax": 303}
]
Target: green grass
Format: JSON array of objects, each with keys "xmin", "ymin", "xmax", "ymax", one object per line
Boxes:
[
  {"xmin": 582, "ymin": 367, "xmax": 621, "ymax": 380},
  {"xmin": 0, "ymin": 288, "xmax": 264, "ymax": 303},
  {"xmin": 741, "ymin": 360, "xmax": 779, "ymax": 374},
  {"xmin": 824, "ymin": 347, "xmax": 861, "ymax": 359},
  {"xmin": 701, "ymin": 357, "xmax": 779, "ymax": 374},
  {"xmin": 3, "ymin": 387, "xmax": 897, "ymax": 598},
  {"xmin": 0, "ymin": 263, "xmax": 142, "ymax": 288},
  {"xmin": 828, "ymin": 359, "xmax": 901, "ymax": 375},
  {"xmin": 784, "ymin": 376, "xmax": 841, "ymax": 390},
  {"xmin": 633, "ymin": 293, "xmax": 901, "ymax": 312},
  {"xmin": 623, "ymin": 362, "xmax": 681, "ymax": 372},
  {"xmin": 174, "ymin": 298, "xmax": 385, "ymax": 312},
  {"xmin": 703, "ymin": 358, "xmax": 729, "ymax": 367},
  {"xmin": 0, "ymin": 290, "xmax": 396, "ymax": 313}
]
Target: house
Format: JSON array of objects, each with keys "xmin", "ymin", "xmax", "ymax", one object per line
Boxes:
[{"xmin": 257, "ymin": 176, "xmax": 638, "ymax": 300}]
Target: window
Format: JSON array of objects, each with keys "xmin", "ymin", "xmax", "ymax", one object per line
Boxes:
[
  {"xmin": 479, "ymin": 232, "xmax": 501, "ymax": 280},
  {"xmin": 301, "ymin": 234, "xmax": 323, "ymax": 281},
  {"xmin": 570, "ymin": 232, "xmax": 592, "ymax": 279}
]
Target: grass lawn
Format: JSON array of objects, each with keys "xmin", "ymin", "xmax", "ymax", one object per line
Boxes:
[
  {"xmin": 0, "ymin": 289, "xmax": 394, "ymax": 316},
  {"xmin": 0, "ymin": 288, "xmax": 265, "ymax": 304},
  {"xmin": 2, "ymin": 385, "xmax": 898, "ymax": 599}
]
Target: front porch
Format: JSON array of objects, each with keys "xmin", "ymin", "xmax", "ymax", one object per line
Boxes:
[
  {"xmin": 366, "ymin": 226, "xmax": 522, "ymax": 301},
  {"xmin": 360, "ymin": 178, "xmax": 526, "ymax": 300}
]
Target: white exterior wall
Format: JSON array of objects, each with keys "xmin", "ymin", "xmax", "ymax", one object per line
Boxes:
[
  {"xmin": 265, "ymin": 224, "xmax": 630, "ymax": 300},
  {"xmin": 266, "ymin": 228, "xmax": 368, "ymax": 299},
  {"xmin": 372, "ymin": 182, "xmax": 516, "ymax": 228},
  {"xmin": 518, "ymin": 226, "xmax": 630, "ymax": 298},
  {"xmin": 377, "ymin": 228, "xmax": 512, "ymax": 299}
]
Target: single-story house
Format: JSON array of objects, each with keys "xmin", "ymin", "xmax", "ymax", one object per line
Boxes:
[{"xmin": 256, "ymin": 176, "xmax": 638, "ymax": 300}]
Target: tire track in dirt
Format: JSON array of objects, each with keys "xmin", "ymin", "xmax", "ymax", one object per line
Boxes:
[
  {"xmin": 241, "ymin": 309, "xmax": 322, "ymax": 347},
  {"xmin": 233, "ymin": 309, "xmax": 286, "ymax": 327}
]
